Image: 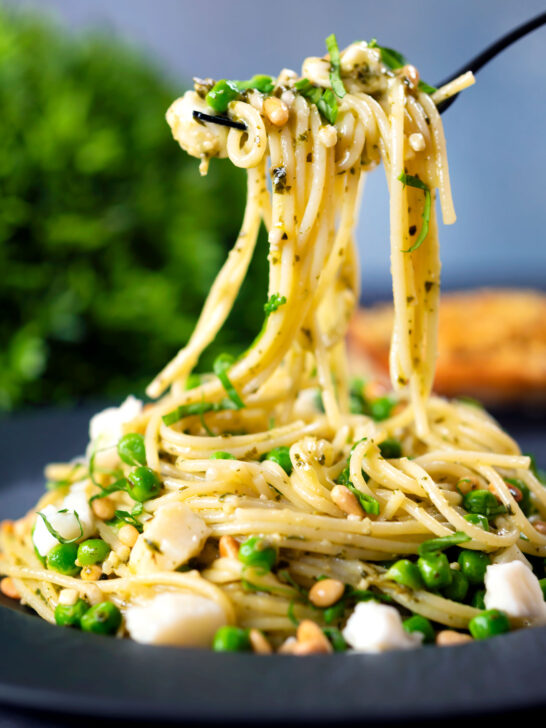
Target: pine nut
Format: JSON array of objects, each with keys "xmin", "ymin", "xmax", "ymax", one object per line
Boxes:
[
  {"xmin": 249, "ymin": 628, "xmax": 273, "ymax": 654},
  {"xmin": 58, "ymin": 588, "xmax": 79, "ymax": 606},
  {"xmin": 118, "ymin": 524, "xmax": 139, "ymax": 548},
  {"xmin": 488, "ymin": 482, "xmax": 522, "ymax": 502},
  {"xmin": 219, "ymin": 535, "xmax": 240, "ymax": 559},
  {"xmin": 278, "ymin": 637, "xmax": 297, "ymax": 654},
  {"xmin": 91, "ymin": 497, "xmax": 116, "ymax": 521},
  {"xmin": 436, "ymin": 629, "xmax": 473, "ymax": 646},
  {"xmin": 264, "ymin": 97, "xmax": 289, "ymax": 127},
  {"xmin": 331, "ymin": 485, "xmax": 363, "ymax": 516},
  {"xmin": 0, "ymin": 577, "xmax": 19, "ymax": 600},
  {"xmin": 456, "ymin": 477, "xmax": 480, "ymax": 494},
  {"xmin": 308, "ymin": 578, "xmax": 344, "ymax": 608},
  {"xmin": 294, "ymin": 620, "xmax": 332, "ymax": 654},
  {"xmin": 402, "ymin": 64, "xmax": 420, "ymax": 87},
  {"xmin": 533, "ymin": 521, "xmax": 546, "ymax": 535},
  {"xmin": 80, "ymin": 565, "xmax": 102, "ymax": 581}
]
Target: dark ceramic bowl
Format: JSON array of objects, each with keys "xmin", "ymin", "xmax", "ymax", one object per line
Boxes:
[{"xmin": 0, "ymin": 407, "xmax": 545, "ymax": 724}]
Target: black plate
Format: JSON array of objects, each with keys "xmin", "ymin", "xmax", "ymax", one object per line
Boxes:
[{"xmin": 1, "ymin": 407, "xmax": 545, "ymax": 724}]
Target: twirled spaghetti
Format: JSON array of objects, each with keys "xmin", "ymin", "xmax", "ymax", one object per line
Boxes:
[{"xmin": 2, "ymin": 38, "xmax": 545, "ymax": 653}]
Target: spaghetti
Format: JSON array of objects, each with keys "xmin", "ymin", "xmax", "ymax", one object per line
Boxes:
[{"xmin": 2, "ymin": 38, "xmax": 545, "ymax": 653}]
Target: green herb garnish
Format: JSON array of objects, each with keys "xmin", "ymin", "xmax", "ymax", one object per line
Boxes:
[
  {"xmin": 398, "ymin": 172, "xmax": 431, "ymax": 253},
  {"xmin": 418, "ymin": 80, "xmax": 437, "ymax": 95},
  {"xmin": 325, "ymin": 34, "xmax": 346, "ymax": 98},
  {"xmin": 345, "ymin": 482, "xmax": 380, "ymax": 516},
  {"xmin": 213, "ymin": 353, "xmax": 245, "ymax": 409},
  {"xmin": 418, "ymin": 531, "xmax": 470, "ymax": 556},
  {"xmin": 317, "ymin": 88, "xmax": 338, "ymax": 125}
]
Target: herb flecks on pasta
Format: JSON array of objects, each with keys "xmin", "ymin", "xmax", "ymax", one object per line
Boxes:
[{"xmin": 2, "ymin": 38, "xmax": 545, "ymax": 655}]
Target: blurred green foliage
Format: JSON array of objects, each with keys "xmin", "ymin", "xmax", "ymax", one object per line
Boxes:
[{"xmin": 0, "ymin": 7, "xmax": 267, "ymax": 411}]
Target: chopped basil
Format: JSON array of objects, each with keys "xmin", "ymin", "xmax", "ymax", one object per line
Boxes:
[
  {"xmin": 317, "ymin": 88, "xmax": 338, "ymax": 125},
  {"xmin": 368, "ymin": 39, "xmax": 406, "ymax": 70},
  {"xmin": 213, "ymin": 353, "xmax": 245, "ymax": 409},
  {"xmin": 398, "ymin": 172, "xmax": 431, "ymax": 253},
  {"xmin": 346, "ymin": 482, "xmax": 380, "ymax": 516},
  {"xmin": 325, "ymin": 34, "xmax": 346, "ymax": 98},
  {"xmin": 36, "ymin": 510, "xmax": 83, "ymax": 545},
  {"xmin": 294, "ymin": 78, "xmax": 323, "ymax": 105},
  {"xmin": 418, "ymin": 80, "xmax": 437, "ymax": 95},
  {"xmin": 264, "ymin": 293, "xmax": 287, "ymax": 317},
  {"xmin": 111, "ymin": 508, "xmax": 144, "ymax": 533},
  {"xmin": 287, "ymin": 599, "xmax": 299, "ymax": 626},
  {"xmin": 236, "ymin": 74, "xmax": 275, "ymax": 94},
  {"xmin": 295, "ymin": 78, "xmax": 338, "ymax": 124},
  {"xmin": 418, "ymin": 531, "xmax": 470, "ymax": 556},
  {"xmin": 162, "ymin": 398, "xmax": 238, "ymax": 427},
  {"xmin": 88, "ymin": 476, "xmax": 129, "ymax": 505}
]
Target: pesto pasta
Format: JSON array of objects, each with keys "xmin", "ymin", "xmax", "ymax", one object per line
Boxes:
[{"xmin": 2, "ymin": 37, "xmax": 545, "ymax": 654}]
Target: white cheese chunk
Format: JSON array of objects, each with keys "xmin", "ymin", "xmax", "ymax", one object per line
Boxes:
[
  {"xmin": 62, "ymin": 489, "xmax": 95, "ymax": 540},
  {"xmin": 32, "ymin": 481, "xmax": 96, "ymax": 558},
  {"xmin": 33, "ymin": 504, "xmax": 83, "ymax": 557},
  {"xmin": 129, "ymin": 503, "xmax": 210, "ymax": 574},
  {"xmin": 125, "ymin": 592, "xmax": 227, "ymax": 647},
  {"xmin": 342, "ymin": 601, "xmax": 422, "ymax": 653},
  {"xmin": 166, "ymin": 91, "xmax": 229, "ymax": 161},
  {"xmin": 87, "ymin": 396, "xmax": 142, "ymax": 468},
  {"xmin": 484, "ymin": 561, "xmax": 546, "ymax": 624}
]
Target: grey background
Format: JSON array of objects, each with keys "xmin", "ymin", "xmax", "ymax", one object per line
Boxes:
[{"xmin": 10, "ymin": 0, "xmax": 546, "ymax": 299}]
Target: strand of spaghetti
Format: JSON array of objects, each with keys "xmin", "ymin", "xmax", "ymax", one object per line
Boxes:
[
  {"xmin": 398, "ymin": 459, "xmax": 519, "ymax": 548},
  {"xmin": 146, "ymin": 162, "xmax": 266, "ymax": 397},
  {"xmin": 432, "ymin": 71, "xmax": 475, "ymax": 106}
]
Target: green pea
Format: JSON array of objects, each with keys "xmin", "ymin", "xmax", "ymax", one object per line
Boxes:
[
  {"xmin": 117, "ymin": 432, "xmax": 146, "ymax": 466},
  {"xmin": 127, "ymin": 466, "xmax": 161, "ymax": 502},
  {"xmin": 369, "ymin": 397, "xmax": 395, "ymax": 421},
  {"xmin": 47, "ymin": 543, "xmax": 80, "ymax": 576},
  {"xmin": 379, "ymin": 438, "xmax": 402, "ymax": 459},
  {"xmin": 443, "ymin": 570, "xmax": 469, "ymax": 602},
  {"xmin": 539, "ymin": 578, "xmax": 546, "ymax": 600},
  {"xmin": 54, "ymin": 599, "xmax": 89, "ymax": 628},
  {"xmin": 323, "ymin": 626, "xmax": 347, "ymax": 652},
  {"xmin": 403, "ymin": 615, "xmax": 435, "ymax": 644},
  {"xmin": 471, "ymin": 589, "xmax": 486, "ymax": 610},
  {"xmin": 77, "ymin": 539, "xmax": 111, "ymax": 566},
  {"xmin": 417, "ymin": 552, "xmax": 452, "ymax": 590},
  {"xmin": 206, "ymin": 80, "xmax": 239, "ymax": 113},
  {"xmin": 386, "ymin": 560, "xmax": 424, "ymax": 590},
  {"xmin": 80, "ymin": 601, "xmax": 122, "ymax": 635},
  {"xmin": 263, "ymin": 446, "xmax": 292, "ymax": 476},
  {"xmin": 212, "ymin": 625, "xmax": 251, "ymax": 652},
  {"xmin": 238, "ymin": 536, "xmax": 277, "ymax": 572},
  {"xmin": 464, "ymin": 514, "xmax": 489, "ymax": 531},
  {"xmin": 463, "ymin": 489, "xmax": 505, "ymax": 518},
  {"xmin": 349, "ymin": 392, "xmax": 366, "ymax": 414},
  {"xmin": 468, "ymin": 609, "xmax": 510, "ymax": 640},
  {"xmin": 210, "ymin": 451, "xmax": 236, "ymax": 460},
  {"xmin": 458, "ymin": 550, "xmax": 490, "ymax": 584}
]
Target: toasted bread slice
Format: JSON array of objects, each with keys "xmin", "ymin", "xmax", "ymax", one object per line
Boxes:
[{"xmin": 348, "ymin": 288, "xmax": 546, "ymax": 406}]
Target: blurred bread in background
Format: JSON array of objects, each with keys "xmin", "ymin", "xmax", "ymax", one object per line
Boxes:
[{"xmin": 348, "ymin": 289, "xmax": 546, "ymax": 407}]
